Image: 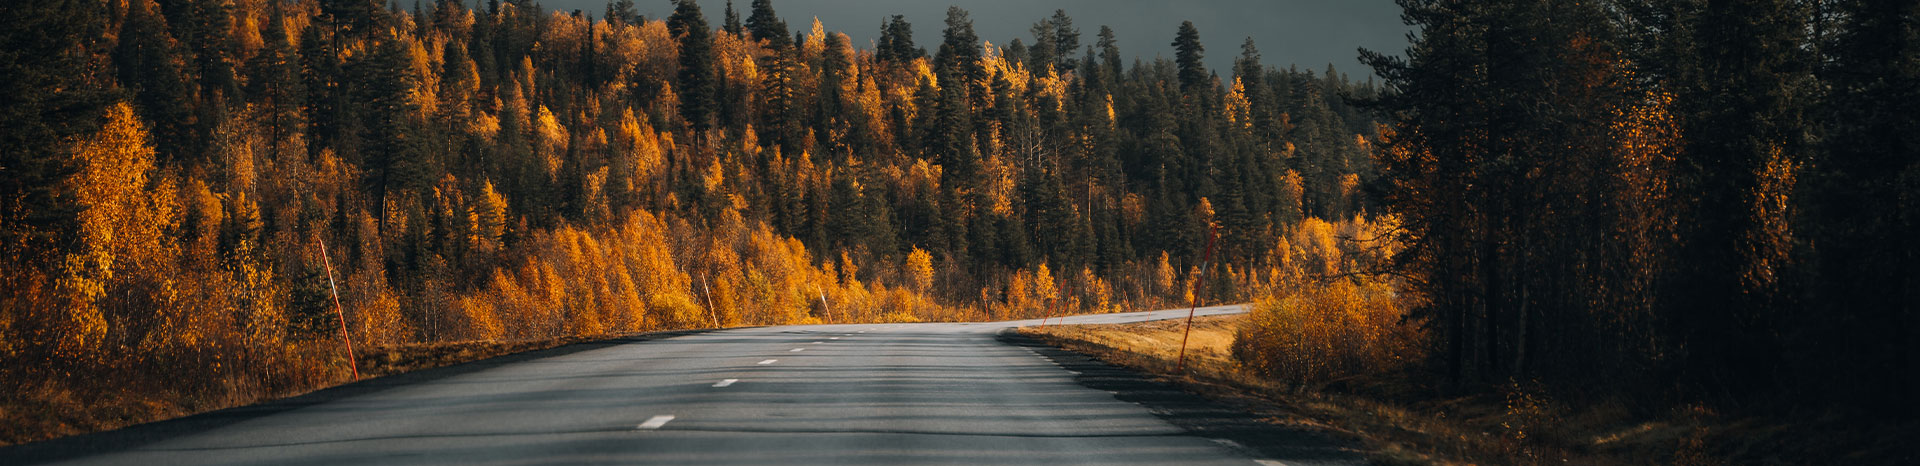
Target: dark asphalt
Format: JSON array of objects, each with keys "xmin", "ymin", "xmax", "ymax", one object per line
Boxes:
[{"xmin": 7, "ymin": 305, "xmax": 1365, "ymax": 465}]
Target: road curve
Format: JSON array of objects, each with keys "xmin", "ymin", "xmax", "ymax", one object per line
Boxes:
[{"xmin": 7, "ymin": 305, "xmax": 1364, "ymax": 465}]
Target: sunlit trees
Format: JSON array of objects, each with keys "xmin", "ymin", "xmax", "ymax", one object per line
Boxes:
[
  {"xmin": 3, "ymin": 0, "xmax": 1411, "ymax": 437},
  {"xmin": 60, "ymin": 102, "xmax": 176, "ymax": 361},
  {"xmin": 907, "ymin": 246, "xmax": 935, "ymax": 293}
]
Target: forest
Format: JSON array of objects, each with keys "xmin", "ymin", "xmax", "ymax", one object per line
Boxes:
[
  {"xmin": 1357, "ymin": 0, "xmax": 1920, "ymax": 418},
  {"xmin": 2, "ymin": 0, "xmax": 1914, "ymax": 447},
  {"xmin": 0, "ymin": 0, "xmax": 1381, "ymax": 438}
]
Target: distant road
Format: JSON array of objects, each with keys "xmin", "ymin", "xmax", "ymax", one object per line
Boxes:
[{"xmin": 7, "ymin": 305, "xmax": 1363, "ymax": 465}]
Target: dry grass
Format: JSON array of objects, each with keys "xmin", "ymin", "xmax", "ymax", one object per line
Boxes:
[
  {"xmin": 1025, "ymin": 315, "xmax": 1252, "ymax": 384},
  {"xmin": 358, "ymin": 336, "xmax": 609, "ymax": 378},
  {"xmin": 1019, "ymin": 316, "xmax": 1920, "ymax": 465}
]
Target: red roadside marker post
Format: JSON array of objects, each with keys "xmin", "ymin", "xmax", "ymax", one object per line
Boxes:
[
  {"xmin": 318, "ymin": 239, "xmax": 360, "ymax": 381},
  {"xmin": 1176, "ymin": 224, "xmax": 1220, "ymax": 375},
  {"xmin": 1039, "ymin": 296, "xmax": 1052, "ymax": 328}
]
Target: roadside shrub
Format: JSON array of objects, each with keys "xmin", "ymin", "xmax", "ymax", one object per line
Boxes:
[{"xmin": 1232, "ymin": 277, "xmax": 1424, "ymax": 387}]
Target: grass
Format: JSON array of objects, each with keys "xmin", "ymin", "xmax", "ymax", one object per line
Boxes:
[{"xmin": 1019, "ymin": 315, "xmax": 1920, "ymax": 465}]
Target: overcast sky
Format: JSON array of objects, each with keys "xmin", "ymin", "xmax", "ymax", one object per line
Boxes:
[{"xmin": 531, "ymin": 0, "xmax": 1412, "ymax": 80}]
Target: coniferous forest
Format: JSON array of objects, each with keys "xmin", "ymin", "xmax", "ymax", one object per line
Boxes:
[
  {"xmin": 2, "ymin": 0, "xmax": 1917, "ymax": 454},
  {"xmin": 2, "ymin": 0, "xmax": 1381, "ymax": 439}
]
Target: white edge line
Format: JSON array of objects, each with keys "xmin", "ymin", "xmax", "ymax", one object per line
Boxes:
[
  {"xmin": 758, "ymin": 359, "xmax": 778, "ymax": 365},
  {"xmin": 637, "ymin": 415, "xmax": 676, "ymax": 430},
  {"xmin": 790, "ymin": 348, "xmax": 805, "ymax": 352}
]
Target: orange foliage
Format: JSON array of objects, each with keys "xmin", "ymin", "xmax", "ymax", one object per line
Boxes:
[{"xmin": 1233, "ymin": 215, "xmax": 1423, "ymax": 387}]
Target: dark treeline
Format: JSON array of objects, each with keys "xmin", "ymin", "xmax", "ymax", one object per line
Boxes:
[
  {"xmin": 0, "ymin": 0, "xmax": 1380, "ymax": 421},
  {"xmin": 1362, "ymin": 0, "xmax": 1918, "ymax": 414}
]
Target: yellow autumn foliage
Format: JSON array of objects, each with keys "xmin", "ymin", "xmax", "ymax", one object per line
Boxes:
[{"xmin": 1233, "ymin": 215, "xmax": 1423, "ymax": 387}]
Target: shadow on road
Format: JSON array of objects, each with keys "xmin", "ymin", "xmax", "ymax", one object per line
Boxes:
[
  {"xmin": 0, "ymin": 329, "xmax": 709, "ymax": 464},
  {"xmin": 996, "ymin": 330, "xmax": 1368, "ymax": 464}
]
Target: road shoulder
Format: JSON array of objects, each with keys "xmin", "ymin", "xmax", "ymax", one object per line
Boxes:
[{"xmin": 996, "ymin": 328, "xmax": 1371, "ymax": 465}]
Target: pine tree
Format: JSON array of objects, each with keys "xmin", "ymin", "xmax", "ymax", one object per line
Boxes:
[
  {"xmin": 1234, "ymin": 37, "xmax": 1280, "ymax": 141},
  {"xmin": 1172, "ymin": 21, "xmax": 1207, "ymax": 92},
  {"xmin": 761, "ymin": 48, "xmax": 803, "ymax": 154},
  {"xmin": 877, "ymin": 15, "xmax": 921, "ymax": 64},
  {"xmin": 300, "ymin": 22, "xmax": 344, "ymax": 159},
  {"xmin": 115, "ymin": 0, "xmax": 197, "ymax": 163},
  {"xmin": 935, "ymin": 7, "xmax": 983, "ymax": 87},
  {"xmin": 321, "ymin": 0, "xmax": 383, "ymax": 38},
  {"xmin": 1806, "ymin": 0, "xmax": 1920, "ymax": 410},
  {"xmin": 605, "ymin": 0, "xmax": 639, "ymax": 26},
  {"xmin": 1029, "ymin": 17, "xmax": 1057, "ymax": 73},
  {"xmin": 1097, "ymin": 26, "xmax": 1122, "ymax": 83},
  {"xmin": 1662, "ymin": 0, "xmax": 1815, "ymax": 391},
  {"xmin": 0, "ymin": 0, "xmax": 113, "ymax": 256},
  {"xmin": 670, "ymin": 0, "xmax": 717, "ymax": 133},
  {"xmin": 359, "ymin": 33, "xmax": 430, "ymax": 200},
  {"xmin": 244, "ymin": 0, "xmax": 306, "ymax": 160},
  {"xmin": 723, "ymin": 1, "xmax": 743, "ymax": 36},
  {"xmin": 746, "ymin": 0, "xmax": 790, "ymax": 48},
  {"xmin": 1048, "ymin": 10, "xmax": 1079, "ymax": 74}
]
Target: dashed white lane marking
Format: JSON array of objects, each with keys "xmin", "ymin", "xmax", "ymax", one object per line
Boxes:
[
  {"xmin": 789, "ymin": 348, "xmax": 806, "ymax": 352},
  {"xmin": 811, "ymin": 341, "xmax": 824, "ymax": 344},
  {"xmin": 1253, "ymin": 460, "xmax": 1289, "ymax": 466},
  {"xmin": 829, "ymin": 337, "xmax": 841, "ymax": 340},
  {"xmin": 637, "ymin": 415, "xmax": 676, "ymax": 430},
  {"xmin": 713, "ymin": 379, "xmax": 738, "ymax": 387},
  {"xmin": 758, "ymin": 359, "xmax": 778, "ymax": 365}
]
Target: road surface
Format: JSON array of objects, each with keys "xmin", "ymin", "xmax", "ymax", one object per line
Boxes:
[{"xmin": 6, "ymin": 305, "xmax": 1363, "ymax": 465}]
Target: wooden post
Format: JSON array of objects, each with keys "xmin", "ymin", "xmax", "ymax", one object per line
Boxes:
[
  {"xmin": 1177, "ymin": 224, "xmax": 1220, "ymax": 374},
  {"xmin": 819, "ymin": 290, "xmax": 835, "ymax": 323},
  {"xmin": 318, "ymin": 239, "xmax": 360, "ymax": 381},
  {"xmin": 702, "ymin": 274, "xmax": 720, "ymax": 328}
]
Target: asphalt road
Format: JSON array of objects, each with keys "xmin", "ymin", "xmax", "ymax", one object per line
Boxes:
[{"xmin": 8, "ymin": 305, "xmax": 1364, "ymax": 465}]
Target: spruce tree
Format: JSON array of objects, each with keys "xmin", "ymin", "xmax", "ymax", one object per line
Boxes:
[
  {"xmin": 1098, "ymin": 26, "xmax": 1122, "ymax": 82},
  {"xmin": 1029, "ymin": 17, "xmax": 1057, "ymax": 73},
  {"xmin": 299, "ymin": 24, "xmax": 344, "ymax": 159},
  {"xmin": 877, "ymin": 15, "xmax": 921, "ymax": 64},
  {"xmin": 1172, "ymin": 21, "xmax": 1207, "ymax": 92},
  {"xmin": 746, "ymin": 0, "xmax": 790, "ymax": 48},
  {"xmin": 357, "ymin": 33, "xmax": 430, "ymax": 202},
  {"xmin": 935, "ymin": 7, "xmax": 983, "ymax": 86},
  {"xmin": 669, "ymin": 0, "xmax": 717, "ymax": 133},
  {"xmin": 1807, "ymin": 0, "xmax": 1920, "ymax": 410},
  {"xmin": 1663, "ymin": 0, "xmax": 1815, "ymax": 392},
  {"xmin": 604, "ymin": 0, "xmax": 638, "ymax": 26},
  {"xmin": 1049, "ymin": 10, "xmax": 1079, "ymax": 73},
  {"xmin": 0, "ymin": 0, "xmax": 113, "ymax": 254},
  {"xmin": 115, "ymin": 0, "xmax": 197, "ymax": 163},
  {"xmin": 723, "ymin": 1, "xmax": 743, "ymax": 36},
  {"xmin": 244, "ymin": 0, "xmax": 306, "ymax": 160}
]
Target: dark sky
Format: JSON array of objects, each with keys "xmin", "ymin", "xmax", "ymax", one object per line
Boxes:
[{"xmin": 531, "ymin": 0, "xmax": 1411, "ymax": 80}]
